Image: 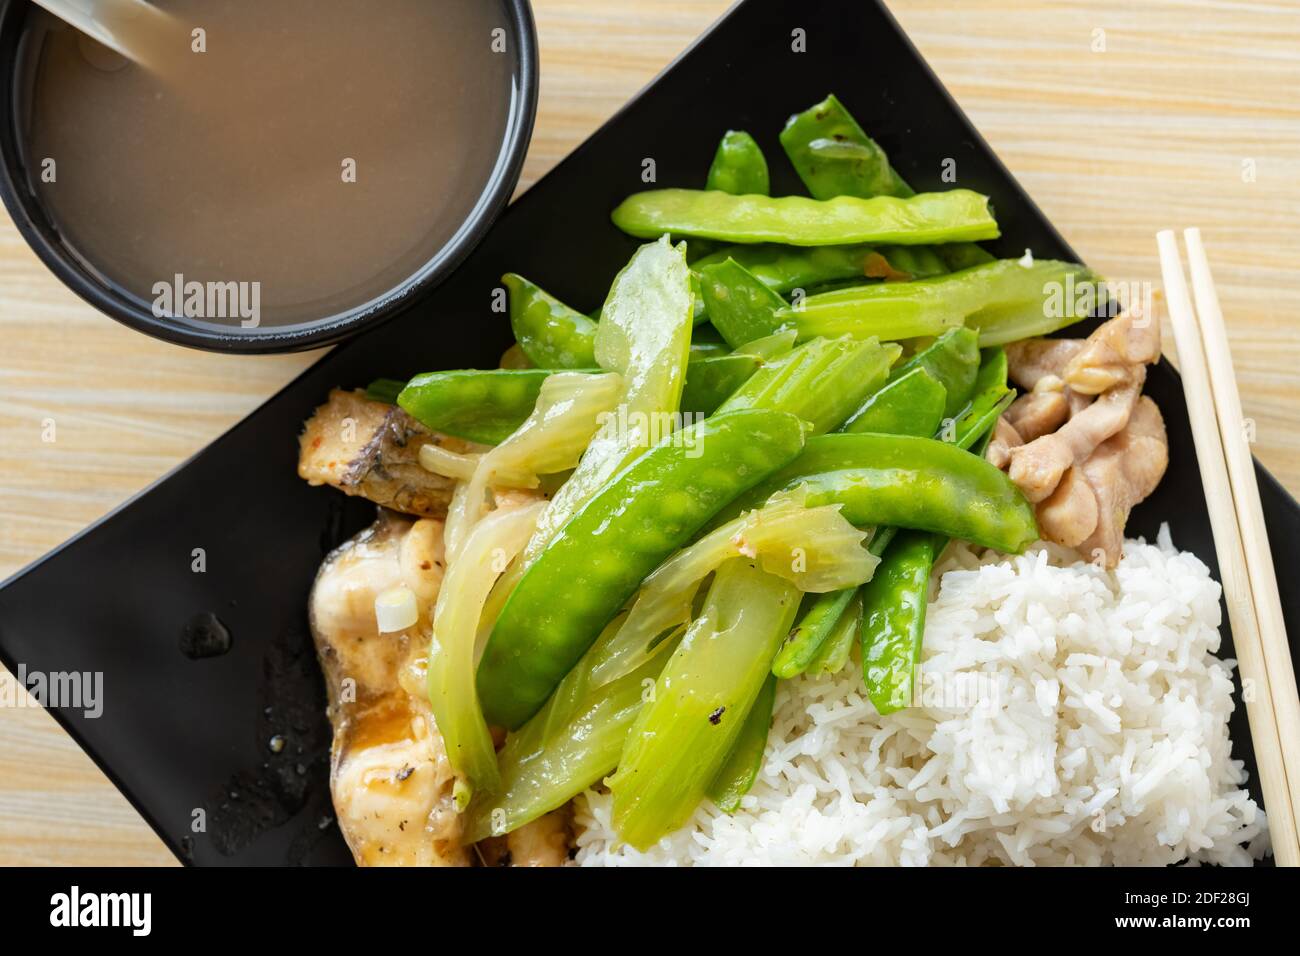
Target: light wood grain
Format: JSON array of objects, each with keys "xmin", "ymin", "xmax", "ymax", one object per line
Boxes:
[{"xmin": 1, "ymin": 0, "xmax": 1297, "ymax": 866}]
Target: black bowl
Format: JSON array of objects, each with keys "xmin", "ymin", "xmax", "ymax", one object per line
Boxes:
[
  {"xmin": 0, "ymin": 0, "xmax": 1296, "ymax": 865},
  {"xmin": 0, "ymin": 0, "xmax": 539, "ymax": 353}
]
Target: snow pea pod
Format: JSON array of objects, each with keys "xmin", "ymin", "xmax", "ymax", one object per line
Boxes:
[
  {"xmin": 860, "ymin": 530, "xmax": 938, "ymax": 714},
  {"xmin": 841, "ymin": 366, "xmax": 947, "ymax": 436},
  {"xmin": 707, "ymin": 672, "xmax": 776, "ymax": 813},
  {"xmin": 503, "ymin": 273, "xmax": 598, "ymax": 370},
  {"xmin": 950, "ymin": 347, "xmax": 1013, "ymax": 450},
  {"xmin": 697, "ymin": 257, "xmax": 789, "ymax": 348},
  {"xmin": 895, "ymin": 327, "xmax": 981, "ymax": 420},
  {"xmin": 611, "ymin": 189, "xmax": 999, "ymax": 247},
  {"xmin": 731, "ymin": 433, "xmax": 1038, "ymax": 553},
  {"xmin": 399, "ymin": 354, "xmax": 763, "ymax": 446},
  {"xmin": 806, "ymin": 589, "xmax": 863, "ymax": 676},
  {"xmin": 782, "ymin": 259, "xmax": 1101, "ymax": 347},
  {"xmin": 680, "ymin": 352, "xmax": 761, "ymax": 415},
  {"xmin": 779, "ymin": 93, "xmax": 911, "ymax": 200},
  {"xmin": 399, "ymin": 369, "xmax": 553, "ymax": 445},
  {"xmin": 771, "ymin": 584, "xmax": 857, "ymax": 679},
  {"xmin": 780, "ymin": 95, "xmax": 995, "ymax": 271},
  {"xmin": 706, "ymin": 130, "xmax": 770, "ymax": 196},
  {"xmin": 365, "ymin": 378, "xmax": 405, "ymax": 405},
  {"xmin": 478, "ymin": 408, "xmax": 807, "ymax": 729},
  {"xmin": 862, "ymin": 347, "xmax": 1014, "ymax": 711}
]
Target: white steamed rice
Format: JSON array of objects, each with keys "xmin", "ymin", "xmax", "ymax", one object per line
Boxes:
[{"xmin": 573, "ymin": 526, "xmax": 1269, "ymax": 866}]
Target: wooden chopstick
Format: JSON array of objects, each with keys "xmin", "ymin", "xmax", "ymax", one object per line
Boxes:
[
  {"xmin": 1182, "ymin": 227, "xmax": 1300, "ymax": 833},
  {"xmin": 1157, "ymin": 229, "xmax": 1298, "ymax": 866}
]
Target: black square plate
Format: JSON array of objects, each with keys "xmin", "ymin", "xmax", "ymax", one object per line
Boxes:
[{"xmin": 2, "ymin": 0, "xmax": 1297, "ymax": 866}]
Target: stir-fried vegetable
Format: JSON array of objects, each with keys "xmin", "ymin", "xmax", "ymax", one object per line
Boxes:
[
  {"xmin": 503, "ymin": 273, "xmax": 599, "ymax": 369},
  {"xmin": 697, "ymin": 257, "xmax": 788, "ymax": 348},
  {"xmin": 707, "ymin": 673, "xmax": 777, "ymax": 813},
  {"xmin": 478, "ymin": 409, "xmax": 807, "ymax": 728},
  {"xmin": 612, "ymin": 189, "xmax": 999, "ymax": 247},
  {"xmin": 780, "ymin": 93, "xmax": 910, "ymax": 200},
  {"xmin": 463, "ymin": 616, "xmax": 682, "ymax": 842},
  {"xmin": 706, "ymin": 130, "xmax": 770, "ymax": 196},
  {"xmin": 841, "ymin": 366, "xmax": 946, "ymax": 436},
  {"xmin": 399, "ymin": 369, "xmax": 553, "ymax": 446},
  {"xmin": 320, "ymin": 90, "xmax": 1114, "ymax": 856},
  {"xmin": 716, "ymin": 335, "xmax": 900, "ymax": 435},
  {"xmin": 779, "ymin": 94, "xmax": 995, "ymax": 273},
  {"xmin": 892, "ymin": 327, "xmax": 982, "ymax": 420},
  {"xmin": 730, "ymin": 432, "xmax": 1038, "ymax": 553},
  {"xmin": 521, "ymin": 236, "xmax": 696, "ymax": 562},
  {"xmin": 805, "ymin": 588, "xmax": 863, "ymax": 677},
  {"xmin": 443, "ymin": 371, "xmax": 623, "ymax": 559},
  {"xmin": 590, "ymin": 487, "xmax": 877, "ymax": 687},
  {"xmin": 609, "ymin": 559, "xmax": 801, "ymax": 849},
  {"xmin": 427, "ymin": 501, "xmax": 545, "ymax": 798},
  {"xmin": 782, "ymin": 259, "xmax": 1101, "ymax": 345},
  {"xmin": 860, "ymin": 346, "xmax": 1013, "ymax": 712}
]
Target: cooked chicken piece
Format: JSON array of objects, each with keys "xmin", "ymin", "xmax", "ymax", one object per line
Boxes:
[
  {"xmin": 1007, "ymin": 372, "xmax": 1144, "ymax": 502},
  {"xmin": 310, "ymin": 512, "xmax": 466, "ymax": 866},
  {"xmin": 1064, "ymin": 308, "xmax": 1162, "ymax": 395},
  {"xmin": 507, "ymin": 809, "xmax": 572, "ymax": 867},
  {"xmin": 1075, "ymin": 397, "xmax": 1169, "ymax": 566},
  {"xmin": 1006, "ymin": 387, "xmax": 1069, "ymax": 442},
  {"xmin": 1005, "ymin": 338, "xmax": 1085, "ymax": 390},
  {"xmin": 1036, "ymin": 466, "xmax": 1099, "ymax": 549},
  {"xmin": 986, "ymin": 416, "xmax": 1023, "ymax": 470},
  {"xmin": 299, "ymin": 389, "xmax": 459, "ymax": 518}
]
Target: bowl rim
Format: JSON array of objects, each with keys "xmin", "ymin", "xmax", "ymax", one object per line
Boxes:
[{"xmin": 0, "ymin": 0, "xmax": 540, "ymax": 354}]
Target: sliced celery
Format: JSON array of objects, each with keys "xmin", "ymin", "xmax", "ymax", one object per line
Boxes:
[
  {"xmin": 426, "ymin": 501, "xmax": 545, "ymax": 796},
  {"xmin": 707, "ymin": 673, "xmax": 777, "ymax": 813},
  {"xmin": 716, "ymin": 335, "xmax": 900, "ymax": 435},
  {"xmin": 522, "ymin": 236, "xmax": 695, "ymax": 562},
  {"xmin": 781, "ymin": 260, "xmax": 1101, "ymax": 345},
  {"xmin": 462, "ymin": 619, "xmax": 679, "ymax": 842},
  {"xmin": 610, "ymin": 559, "xmax": 801, "ymax": 849},
  {"xmin": 590, "ymin": 488, "xmax": 877, "ymax": 686}
]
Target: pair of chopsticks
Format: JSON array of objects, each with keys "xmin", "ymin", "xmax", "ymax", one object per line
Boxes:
[{"xmin": 1158, "ymin": 228, "xmax": 1300, "ymax": 867}]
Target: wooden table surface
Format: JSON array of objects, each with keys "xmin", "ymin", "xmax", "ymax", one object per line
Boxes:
[{"xmin": 2, "ymin": 0, "xmax": 1298, "ymax": 866}]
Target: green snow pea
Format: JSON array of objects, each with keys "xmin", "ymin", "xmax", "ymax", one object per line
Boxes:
[
  {"xmin": 365, "ymin": 378, "xmax": 405, "ymax": 405},
  {"xmin": 841, "ymin": 366, "xmax": 947, "ymax": 436},
  {"xmin": 731, "ymin": 432, "xmax": 1038, "ymax": 553},
  {"xmin": 894, "ymin": 327, "xmax": 981, "ymax": 420},
  {"xmin": 707, "ymin": 672, "xmax": 776, "ymax": 813},
  {"xmin": 779, "ymin": 93, "xmax": 912, "ymax": 200},
  {"xmin": 693, "ymin": 243, "xmax": 874, "ymax": 297},
  {"xmin": 779, "ymin": 95, "xmax": 995, "ymax": 271},
  {"xmin": 503, "ymin": 273, "xmax": 598, "ymax": 369},
  {"xmin": 861, "ymin": 347, "xmax": 1014, "ymax": 712},
  {"xmin": 478, "ymin": 408, "xmax": 807, "ymax": 729},
  {"xmin": 770, "ymin": 521, "xmax": 898, "ymax": 680},
  {"xmin": 398, "ymin": 369, "xmax": 553, "ymax": 445},
  {"xmin": 782, "ymin": 259, "xmax": 1102, "ymax": 346},
  {"xmin": 611, "ymin": 189, "xmax": 999, "ymax": 247},
  {"xmin": 772, "ymin": 587, "xmax": 858, "ymax": 679},
  {"xmin": 950, "ymin": 347, "xmax": 1013, "ymax": 450},
  {"xmin": 399, "ymin": 352, "xmax": 762, "ymax": 445},
  {"xmin": 706, "ymin": 130, "xmax": 770, "ymax": 196},
  {"xmin": 806, "ymin": 589, "xmax": 863, "ymax": 677},
  {"xmin": 697, "ymin": 258, "xmax": 789, "ymax": 348},
  {"xmin": 680, "ymin": 352, "xmax": 762, "ymax": 415},
  {"xmin": 860, "ymin": 530, "xmax": 939, "ymax": 714}
]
